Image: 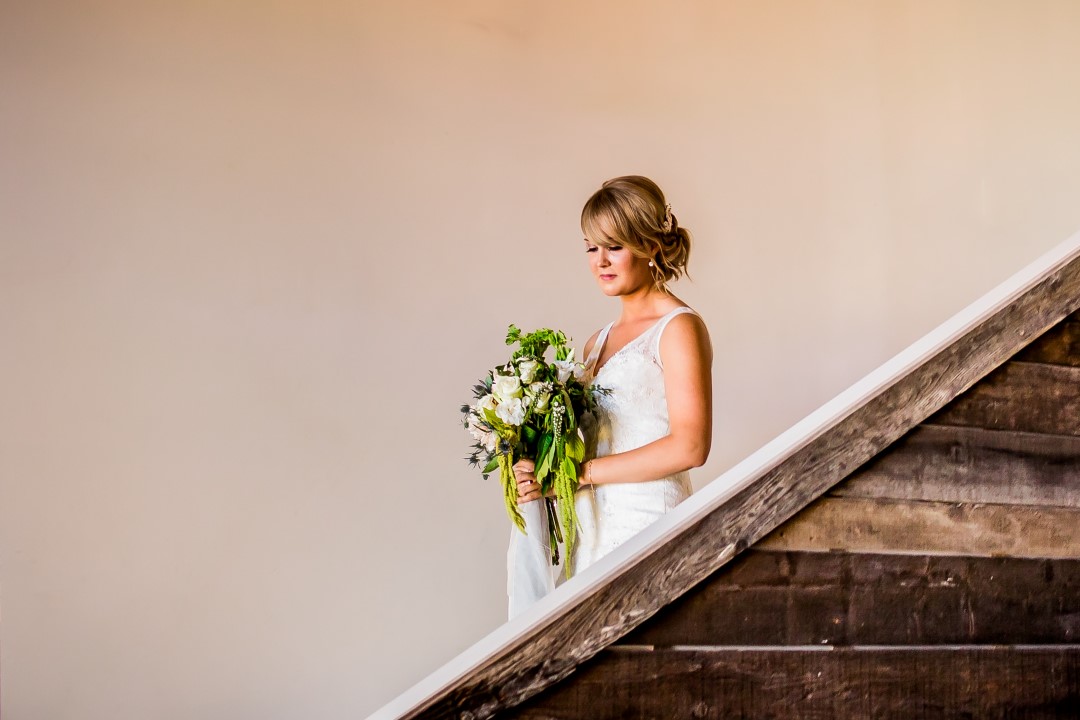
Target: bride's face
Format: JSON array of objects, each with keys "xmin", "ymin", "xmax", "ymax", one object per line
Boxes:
[{"xmin": 583, "ymin": 236, "xmax": 653, "ymax": 296}]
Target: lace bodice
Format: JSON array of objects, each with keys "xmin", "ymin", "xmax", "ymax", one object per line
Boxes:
[{"xmin": 581, "ymin": 306, "xmax": 701, "ymax": 463}]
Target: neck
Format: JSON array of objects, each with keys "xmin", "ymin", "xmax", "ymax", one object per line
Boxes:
[{"xmin": 617, "ymin": 283, "xmax": 672, "ymax": 323}]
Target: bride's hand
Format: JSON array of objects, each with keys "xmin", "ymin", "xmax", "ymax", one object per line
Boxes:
[{"xmin": 514, "ymin": 458, "xmax": 556, "ymax": 504}]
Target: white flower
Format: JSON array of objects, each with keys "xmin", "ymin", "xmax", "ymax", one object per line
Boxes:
[
  {"xmin": 469, "ymin": 423, "xmax": 498, "ymax": 453},
  {"xmin": 527, "ymin": 381, "xmax": 552, "ymax": 412},
  {"xmin": 553, "ymin": 359, "xmax": 574, "ymax": 384},
  {"xmin": 492, "ymin": 372, "xmax": 523, "ymax": 402},
  {"xmin": 516, "ymin": 358, "xmax": 540, "ymax": 384},
  {"xmin": 572, "ymin": 362, "xmax": 586, "ymax": 381},
  {"xmin": 495, "ymin": 396, "xmax": 526, "ymax": 425},
  {"xmin": 552, "ymin": 349, "xmax": 579, "ymax": 384},
  {"xmin": 475, "ymin": 394, "xmax": 497, "ymax": 413}
]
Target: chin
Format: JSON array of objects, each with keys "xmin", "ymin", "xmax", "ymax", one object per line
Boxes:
[{"xmin": 597, "ymin": 279, "xmax": 646, "ymax": 296}]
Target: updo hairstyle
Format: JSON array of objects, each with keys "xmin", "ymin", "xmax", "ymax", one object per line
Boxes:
[{"xmin": 580, "ymin": 175, "xmax": 692, "ymax": 293}]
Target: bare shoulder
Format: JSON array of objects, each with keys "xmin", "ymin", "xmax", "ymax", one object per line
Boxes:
[
  {"xmin": 581, "ymin": 327, "xmax": 603, "ymax": 362},
  {"xmin": 658, "ymin": 310, "xmax": 713, "ymax": 367}
]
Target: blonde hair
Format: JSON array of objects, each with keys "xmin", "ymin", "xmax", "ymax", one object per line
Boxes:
[{"xmin": 580, "ymin": 175, "xmax": 692, "ymax": 293}]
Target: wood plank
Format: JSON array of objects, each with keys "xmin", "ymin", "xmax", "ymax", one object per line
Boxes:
[
  {"xmin": 1015, "ymin": 319, "xmax": 1080, "ymax": 366},
  {"xmin": 833, "ymin": 424, "xmax": 1080, "ymax": 507},
  {"xmin": 925, "ymin": 360, "xmax": 1080, "ymax": 436},
  {"xmin": 510, "ymin": 646, "xmax": 1080, "ymax": 720},
  {"xmin": 617, "ymin": 551, "xmax": 1080, "ymax": 647},
  {"xmin": 756, "ymin": 496, "xmax": 1080, "ymax": 559}
]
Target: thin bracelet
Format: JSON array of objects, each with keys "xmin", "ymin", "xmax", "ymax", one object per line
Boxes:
[{"xmin": 586, "ymin": 459, "xmax": 594, "ymax": 486}]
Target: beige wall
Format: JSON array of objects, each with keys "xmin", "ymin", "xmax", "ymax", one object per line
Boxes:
[{"xmin": 2, "ymin": 1, "xmax": 1078, "ymax": 717}]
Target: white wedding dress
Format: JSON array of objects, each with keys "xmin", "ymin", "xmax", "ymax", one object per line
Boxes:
[{"xmin": 506, "ymin": 306, "xmax": 698, "ymax": 619}]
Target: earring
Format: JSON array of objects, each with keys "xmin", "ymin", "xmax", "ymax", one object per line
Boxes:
[{"xmin": 648, "ymin": 261, "xmax": 654, "ymax": 267}]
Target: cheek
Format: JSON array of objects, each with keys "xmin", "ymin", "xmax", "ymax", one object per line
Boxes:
[{"xmin": 619, "ymin": 254, "xmax": 643, "ymax": 274}]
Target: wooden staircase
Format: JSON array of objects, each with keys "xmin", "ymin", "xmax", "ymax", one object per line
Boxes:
[
  {"xmin": 506, "ymin": 311, "xmax": 1080, "ymax": 718},
  {"xmin": 369, "ymin": 233, "xmax": 1080, "ymax": 720}
]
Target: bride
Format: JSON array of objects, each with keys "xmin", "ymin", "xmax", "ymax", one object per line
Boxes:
[{"xmin": 507, "ymin": 175, "xmax": 713, "ymax": 618}]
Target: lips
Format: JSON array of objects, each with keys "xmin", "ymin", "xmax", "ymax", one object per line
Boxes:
[{"xmin": 599, "ymin": 274, "xmax": 616, "ymax": 280}]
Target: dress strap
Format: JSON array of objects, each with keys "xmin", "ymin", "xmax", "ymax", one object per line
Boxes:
[
  {"xmin": 651, "ymin": 306, "xmax": 700, "ymax": 369},
  {"xmin": 586, "ymin": 321, "xmax": 614, "ymax": 368}
]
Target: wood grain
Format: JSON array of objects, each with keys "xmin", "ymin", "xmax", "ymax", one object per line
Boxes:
[
  {"xmin": 925, "ymin": 360, "xmax": 1080, "ymax": 436},
  {"xmin": 833, "ymin": 423, "xmax": 1080, "ymax": 507},
  {"xmin": 617, "ymin": 551, "xmax": 1080, "ymax": 647},
  {"xmin": 509, "ymin": 646, "xmax": 1080, "ymax": 719},
  {"xmin": 1015, "ymin": 318, "xmax": 1080, "ymax": 367},
  {"xmin": 756, "ymin": 496, "xmax": 1080, "ymax": 559},
  {"xmin": 400, "ymin": 253, "xmax": 1080, "ymax": 718}
]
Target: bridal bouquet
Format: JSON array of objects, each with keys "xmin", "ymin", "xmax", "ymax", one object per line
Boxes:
[{"xmin": 461, "ymin": 324, "xmax": 605, "ymax": 578}]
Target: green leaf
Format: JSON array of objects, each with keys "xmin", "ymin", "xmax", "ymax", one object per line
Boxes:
[
  {"xmin": 560, "ymin": 456, "xmax": 577, "ymax": 480},
  {"xmin": 566, "ymin": 432, "xmax": 585, "ymax": 462},
  {"xmin": 561, "ymin": 390, "xmax": 576, "ymax": 430},
  {"xmin": 505, "ymin": 324, "xmax": 521, "ymax": 346},
  {"xmin": 535, "ymin": 432, "xmax": 553, "ymax": 471},
  {"xmin": 535, "ymin": 437, "xmax": 556, "ymax": 481},
  {"xmin": 483, "ymin": 456, "xmax": 499, "ymax": 474}
]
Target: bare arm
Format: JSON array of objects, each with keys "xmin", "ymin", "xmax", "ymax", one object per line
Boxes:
[{"xmin": 582, "ymin": 312, "xmax": 712, "ymax": 486}]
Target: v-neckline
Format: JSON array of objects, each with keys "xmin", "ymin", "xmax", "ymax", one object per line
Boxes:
[{"xmin": 590, "ymin": 307, "xmax": 687, "ymax": 379}]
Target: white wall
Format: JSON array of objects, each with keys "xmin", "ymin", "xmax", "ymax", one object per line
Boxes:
[{"xmin": 2, "ymin": 1, "xmax": 1079, "ymax": 718}]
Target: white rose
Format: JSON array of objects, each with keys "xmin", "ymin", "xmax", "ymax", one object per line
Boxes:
[
  {"xmin": 528, "ymin": 381, "xmax": 552, "ymax": 412},
  {"xmin": 475, "ymin": 394, "xmax": 497, "ymax": 413},
  {"xmin": 492, "ymin": 373, "xmax": 523, "ymax": 402},
  {"xmin": 516, "ymin": 358, "xmax": 540, "ymax": 384},
  {"xmin": 495, "ymin": 396, "xmax": 526, "ymax": 425}
]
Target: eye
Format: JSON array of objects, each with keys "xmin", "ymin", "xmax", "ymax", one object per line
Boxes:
[
  {"xmin": 609, "ymin": 245, "xmax": 623, "ymax": 251},
  {"xmin": 585, "ymin": 245, "xmax": 598, "ymax": 253}
]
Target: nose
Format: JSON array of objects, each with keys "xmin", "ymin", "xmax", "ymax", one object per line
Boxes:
[{"xmin": 596, "ymin": 247, "xmax": 611, "ymax": 265}]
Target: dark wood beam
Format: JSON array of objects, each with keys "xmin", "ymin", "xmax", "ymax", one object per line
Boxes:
[
  {"xmin": 834, "ymin": 423, "xmax": 1080, "ymax": 508},
  {"xmin": 756, "ymin": 496, "xmax": 1080, "ymax": 559},
  {"xmin": 618, "ymin": 550, "xmax": 1080, "ymax": 647},
  {"xmin": 1015, "ymin": 317, "xmax": 1080, "ymax": 366},
  {"xmin": 926, "ymin": 360, "xmax": 1080, "ymax": 436},
  {"xmin": 509, "ymin": 646, "xmax": 1080, "ymax": 719}
]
